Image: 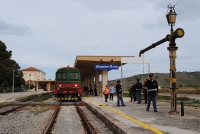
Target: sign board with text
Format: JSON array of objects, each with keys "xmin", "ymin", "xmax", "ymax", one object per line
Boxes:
[{"xmin": 94, "ymin": 64, "xmax": 118, "ymax": 70}]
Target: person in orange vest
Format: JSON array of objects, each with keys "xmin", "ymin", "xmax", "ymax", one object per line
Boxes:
[{"xmin": 103, "ymin": 85, "xmax": 109, "ymax": 102}]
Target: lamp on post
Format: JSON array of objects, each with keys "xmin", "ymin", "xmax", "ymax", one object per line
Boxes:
[
  {"xmin": 124, "ymin": 76, "xmax": 126, "ymax": 91},
  {"xmin": 29, "ymin": 74, "xmax": 31, "ymax": 91},
  {"xmin": 12, "ymin": 70, "xmax": 15, "ymax": 93},
  {"xmin": 166, "ymin": 5, "xmax": 177, "ymax": 33},
  {"xmin": 166, "ymin": 4, "xmax": 179, "ymax": 115}
]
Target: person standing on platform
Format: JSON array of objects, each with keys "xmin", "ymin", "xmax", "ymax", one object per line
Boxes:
[
  {"xmin": 109, "ymin": 84, "xmax": 115, "ymax": 101},
  {"xmin": 85, "ymin": 85, "xmax": 88, "ymax": 95},
  {"xmin": 143, "ymin": 79, "xmax": 148, "ymax": 105},
  {"xmin": 146, "ymin": 73, "xmax": 159, "ymax": 112},
  {"xmin": 94, "ymin": 84, "xmax": 98, "ymax": 96},
  {"xmin": 103, "ymin": 85, "xmax": 109, "ymax": 102},
  {"xmin": 135, "ymin": 78, "xmax": 142, "ymax": 104},
  {"xmin": 132, "ymin": 81, "xmax": 137, "ymax": 102},
  {"xmin": 129, "ymin": 85, "xmax": 133, "ymax": 102},
  {"xmin": 89, "ymin": 84, "xmax": 93, "ymax": 95},
  {"xmin": 21, "ymin": 85, "xmax": 24, "ymax": 92},
  {"xmin": 116, "ymin": 80, "xmax": 126, "ymax": 106}
]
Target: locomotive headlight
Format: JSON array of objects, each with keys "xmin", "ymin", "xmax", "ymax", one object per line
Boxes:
[
  {"xmin": 59, "ymin": 84, "xmax": 61, "ymax": 87},
  {"xmin": 75, "ymin": 84, "xmax": 77, "ymax": 87}
]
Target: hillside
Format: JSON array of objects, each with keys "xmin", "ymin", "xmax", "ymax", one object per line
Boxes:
[{"xmin": 110, "ymin": 71, "xmax": 200, "ymax": 89}]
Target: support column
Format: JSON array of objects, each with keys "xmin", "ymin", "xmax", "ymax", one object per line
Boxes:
[
  {"xmin": 168, "ymin": 46, "xmax": 179, "ymax": 115},
  {"xmin": 87, "ymin": 74, "xmax": 90, "ymax": 86},
  {"xmin": 36, "ymin": 81, "xmax": 38, "ymax": 91},
  {"xmin": 48, "ymin": 82, "xmax": 51, "ymax": 91},
  {"xmin": 84, "ymin": 77, "xmax": 87, "ymax": 86},
  {"xmin": 95, "ymin": 71, "xmax": 100, "ymax": 96},
  {"xmin": 91, "ymin": 71, "xmax": 94, "ymax": 89},
  {"xmin": 101, "ymin": 70, "xmax": 108, "ymax": 97},
  {"xmin": 47, "ymin": 82, "xmax": 51, "ymax": 91}
]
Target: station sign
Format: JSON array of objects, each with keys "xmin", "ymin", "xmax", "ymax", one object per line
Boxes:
[{"xmin": 94, "ymin": 64, "xmax": 118, "ymax": 70}]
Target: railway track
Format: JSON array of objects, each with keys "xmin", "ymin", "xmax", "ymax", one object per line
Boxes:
[
  {"xmin": 44, "ymin": 101, "xmax": 113, "ymax": 134},
  {"xmin": 0, "ymin": 100, "xmax": 34, "ymax": 115},
  {"xmin": 43, "ymin": 101, "xmax": 96, "ymax": 134}
]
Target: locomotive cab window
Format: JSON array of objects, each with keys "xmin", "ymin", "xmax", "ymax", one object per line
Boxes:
[
  {"xmin": 57, "ymin": 72, "xmax": 67, "ymax": 79},
  {"xmin": 69, "ymin": 72, "xmax": 79, "ymax": 80}
]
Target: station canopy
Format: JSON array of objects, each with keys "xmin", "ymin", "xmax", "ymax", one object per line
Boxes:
[{"xmin": 74, "ymin": 55, "xmax": 135, "ymax": 79}]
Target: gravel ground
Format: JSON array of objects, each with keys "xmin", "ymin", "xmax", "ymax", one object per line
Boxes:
[
  {"xmin": 0, "ymin": 105, "xmax": 55, "ymax": 134},
  {"xmin": 51, "ymin": 106, "xmax": 85, "ymax": 134}
]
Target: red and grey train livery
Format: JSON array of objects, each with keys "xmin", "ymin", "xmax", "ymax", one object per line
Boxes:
[{"xmin": 54, "ymin": 67, "xmax": 82, "ymax": 101}]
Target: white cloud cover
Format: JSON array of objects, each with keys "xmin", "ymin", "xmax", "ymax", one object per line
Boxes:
[{"xmin": 0, "ymin": 0, "xmax": 199, "ymax": 80}]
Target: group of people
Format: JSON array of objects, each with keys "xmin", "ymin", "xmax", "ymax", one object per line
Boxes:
[
  {"xmin": 103, "ymin": 81, "xmax": 126, "ymax": 106},
  {"xmin": 129, "ymin": 73, "xmax": 159, "ymax": 112},
  {"xmin": 103, "ymin": 73, "xmax": 159, "ymax": 112},
  {"xmin": 83, "ymin": 84, "xmax": 98, "ymax": 96},
  {"xmin": 103, "ymin": 84, "xmax": 115, "ymax": 102}
]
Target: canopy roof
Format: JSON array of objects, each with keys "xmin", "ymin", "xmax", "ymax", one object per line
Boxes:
[{"xmin": 74, "ymin": 55, "xmax": 135, "ymax": 78}]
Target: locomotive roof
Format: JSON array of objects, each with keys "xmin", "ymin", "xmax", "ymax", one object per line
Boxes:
[{"xmin": 57, "ymin": 67, "xmax": 79, "ymax": 71}]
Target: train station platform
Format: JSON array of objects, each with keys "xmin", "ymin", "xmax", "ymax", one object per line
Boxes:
[
  {"xmin": 82, "ymin": 94, "xmax": 200, "ymax": 134},
  {"xmin": 0, "ymin": 90, "xmax": 51, "ymax": 103}
]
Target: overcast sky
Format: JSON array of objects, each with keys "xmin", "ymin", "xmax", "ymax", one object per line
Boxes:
[{"xmin": 0, "ymin": 0, "xmax": 200, "ymax": 80}]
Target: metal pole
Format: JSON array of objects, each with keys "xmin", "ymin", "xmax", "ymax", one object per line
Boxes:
[
  {"xmin": 124, "ymin": 76, "xmax": 125, "ymax": 91},
  {"xmin": 148, "ymin": 63, "xmax": 150, "ymax": 73},
  {"xmin": 29, "ymin": 74, "xmax": 31, "ymax": 91},
  {"xmin": 168, "ymin": 46, "xmax": 179, "ymax": 115},
  {"xmin": 181, "ymin": 100, "xmax": 184, "ymax": 116},
  {"xmin": 142, "ymin": 54, "xmax": 144, "ymax": 83},
  {"xmin": 12, "ymin": 70, "xmax": 14, "ymax": 93},
  {"xmin": 121, "ymin": 62, "xmax": 123, "ymax": 97}
]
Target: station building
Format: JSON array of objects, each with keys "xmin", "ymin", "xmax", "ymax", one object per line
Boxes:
[{"xmin": 21, "ymin": 67, "xmax": 55, "ymax": 91}]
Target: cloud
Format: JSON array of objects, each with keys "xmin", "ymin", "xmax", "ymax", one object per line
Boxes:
[
  {"xmin": 0, "ymin": 0, "xmax": 199, "ymax": 80},
  {"xmin": 0, "ymin": 18, "xmax": 32, "ymax": 35},
  {"xmin": 76, "ymin": 0, "xmax": 141, "ymax": 12}
]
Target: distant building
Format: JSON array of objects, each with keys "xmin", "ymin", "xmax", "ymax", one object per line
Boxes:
[
  {"xmin": 21, "ymin": 67, "xmax": 55, "ymax": 91},
  {"xmin": 21, "ymin": 67, "xmax": 46, "ymax": 81}
]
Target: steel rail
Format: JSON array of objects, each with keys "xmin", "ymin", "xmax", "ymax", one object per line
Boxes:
[
  {"xmin": 75, "ymin": 102, "xmax": 96, "ymax": 134},
  {"xmin": 0, "ymin": 103, "xmax": 13, "ymax": 109},
  {"xmin": 43, "ymin": 102, "xmax": 61, "ymax": 134},
  {"xmin": 0, "ymin": 102, "xmax": 31, "ymax": 115}
]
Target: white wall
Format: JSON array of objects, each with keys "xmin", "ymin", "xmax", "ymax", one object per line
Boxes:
[{"xmin": 22, "ymin": 71, "xmax": 46, "ymax": 81}]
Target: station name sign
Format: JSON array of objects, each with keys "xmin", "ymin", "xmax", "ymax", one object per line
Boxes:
[{"xmin": 94, "ymin": 64, "xmax": 118, "ymax": 70}]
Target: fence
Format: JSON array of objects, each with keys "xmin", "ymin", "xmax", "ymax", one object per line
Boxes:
[{"xmin": 0, "ymin": 86, "xmax": 26, "ymax": 93}]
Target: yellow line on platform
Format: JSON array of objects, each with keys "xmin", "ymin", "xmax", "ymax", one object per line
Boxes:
[
  {"xmin": 85, "ymin": 97, "xmax": 93, "ymax": 102},
  {"xmin": 97, "ymin": 102, "xmax": 164, "ymax": 134},
  {"xmin": 0, "ymin": 98, "xmax": 8, "ymax": 103}
]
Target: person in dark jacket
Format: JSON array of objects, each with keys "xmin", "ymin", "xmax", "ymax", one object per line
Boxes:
[
  {"xmin": 143, "ymin": 79, "xmax": 148, "ymax": 105},
  {"xmin": 85, "ymin": 85, "xmax": 88, "ymax": 95},
  {"xmin": 146, "ymin": 73, "xmax": 159, "ymax": 112},
  {"xmin": 135, "ymin": 78, "xmax": 142, "ymax": 104},
  {"xmin": 131, "ymin": 81, "xmax": 137, "ymax": 102},
  {"xmin": 94, "ymin": 85, "xmax": 98, "ymax": 96},
  {"xmin": 89, "ymin": 84, "xmax": 93, "ymax": 95},
  {"xmin": 116, "ymin": 80, "xmax": 126, "ymax": 106},
  {"xmin": 129, "ymin": 85, "xmax": 133, "ymax": 102}
]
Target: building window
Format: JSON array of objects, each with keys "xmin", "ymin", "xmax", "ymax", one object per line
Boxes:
[
  {"xmin": 34, "ymin": 73, "xmax": 37, "ymax": 79},
  {"xmin": 24, "ymin": 73, "xmax": 27, "ymax": 79}
]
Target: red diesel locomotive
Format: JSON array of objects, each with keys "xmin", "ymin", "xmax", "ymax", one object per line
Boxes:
[{"xmin": 54, "ymin": 67, "xmax": 82, "ymax": 101}]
